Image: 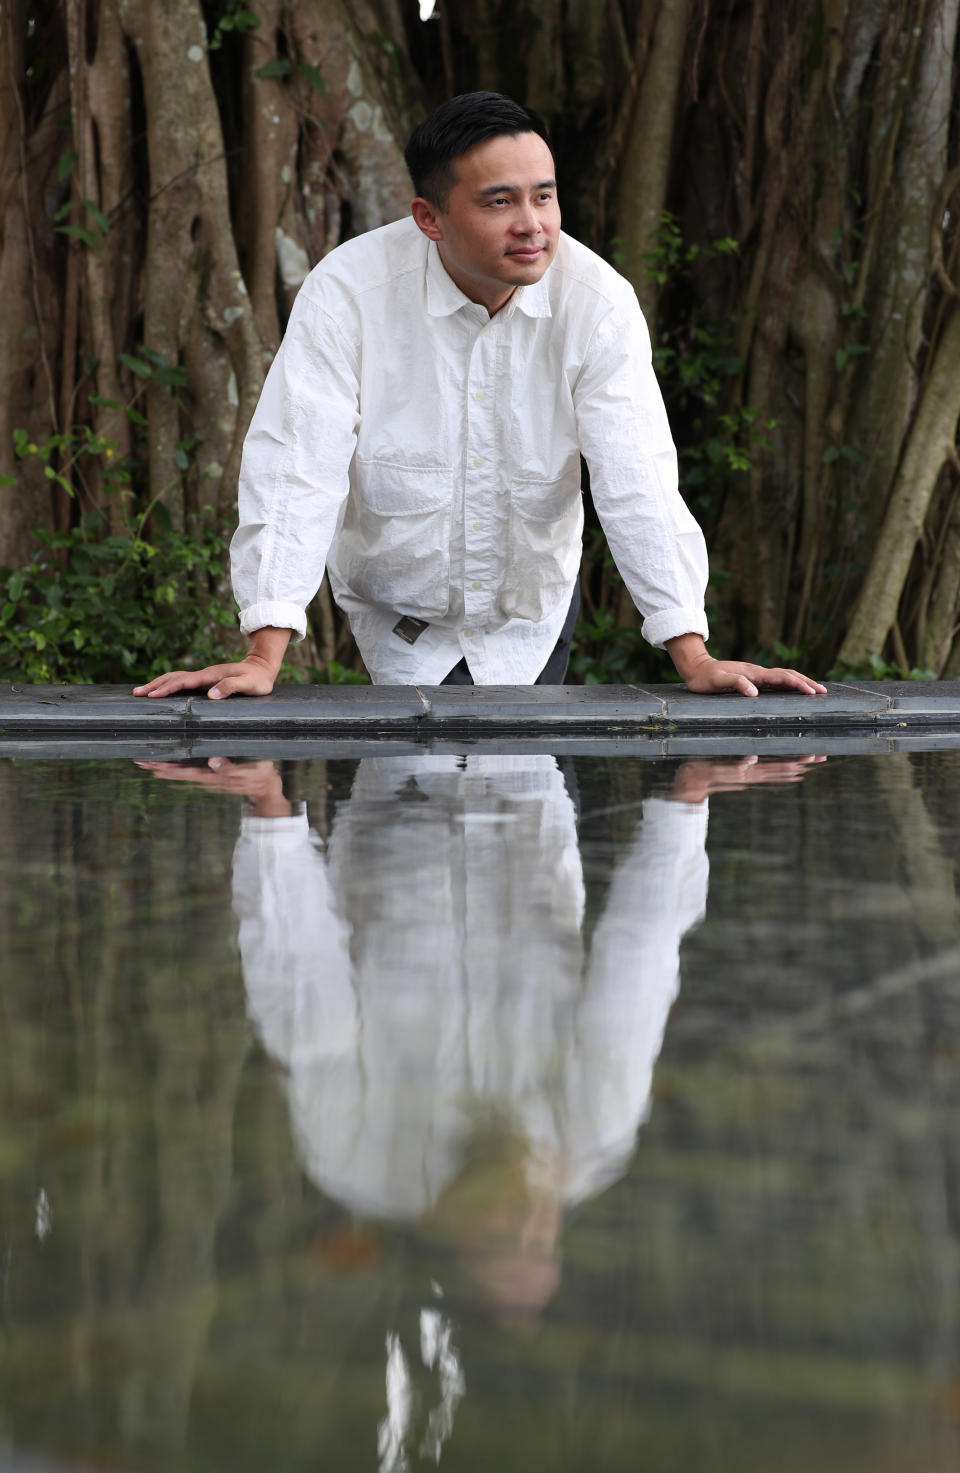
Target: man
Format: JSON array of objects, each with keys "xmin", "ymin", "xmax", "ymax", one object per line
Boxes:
[{"xmin": 135, "ymin": 92, "xmax": 825, "ymax": 700}]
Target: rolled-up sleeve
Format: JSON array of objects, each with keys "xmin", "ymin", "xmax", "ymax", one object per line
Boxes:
[
  {"xmin": 232, "ymin": 292, "xmax": 361, "ymax": 641},
  {"xmin": 573, "ymin": 296, "xmax": 709, "ymax": 648}
]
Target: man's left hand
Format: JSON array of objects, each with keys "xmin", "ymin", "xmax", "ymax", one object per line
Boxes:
[
  {"xmin": 682, "ymin": 657, "xmax": 827, "ymax": 698},
  {"xmin": 665, "ymin": 633, "xmax": 826, "ymax": 697}
]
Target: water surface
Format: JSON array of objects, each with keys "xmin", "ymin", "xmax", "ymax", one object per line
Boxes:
[{"xmin": 2, "ymin": 748, "xmax": 960, "ymax": 1471}]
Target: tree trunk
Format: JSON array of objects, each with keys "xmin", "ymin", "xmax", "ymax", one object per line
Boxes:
[
  {"xmin": 839, "ymin": 303, "xmax": 960, "ymax": 665},
  {"xmin": 616, "ymin": 0, "xmax": 691, "ymax": 323},
  {"xmin": 117, "ymin": 0, "xmax": 265, "ymax": 527}
]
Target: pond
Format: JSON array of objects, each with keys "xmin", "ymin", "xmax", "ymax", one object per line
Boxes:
[{"xmin": 2, "ymin": 746, "xmax": 960, "ymax": 1471}]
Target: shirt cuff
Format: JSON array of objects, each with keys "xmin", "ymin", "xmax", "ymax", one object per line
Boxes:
[
  {"xmin": 239, "ymin": 601, "xmax": 308, "ymax": 642},
  {"xmin": 641, "ymin": 607, "xmax": 709, "ymax": 650},
  {"xmin": 240, "ymin": 809, "xmax": 310, "ymax": 842}
]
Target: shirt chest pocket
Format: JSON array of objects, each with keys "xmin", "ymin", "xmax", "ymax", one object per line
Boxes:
[{"xmin": 336, "ymin": 458, "xmax": 454, "ymax": 618}]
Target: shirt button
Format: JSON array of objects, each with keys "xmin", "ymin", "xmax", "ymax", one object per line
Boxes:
[
  {"xmin": 463, "ymin": 629, "xmax": 473, "ymax": 639},
  {"xmin": 474, "ymin": 389, "xmax": 486, "ymax": 401},
  {"xmin": 472, "ymin": 456, "xmax": 485, "ymax": 469},
  {"xmin": 471, "ymin": 580, "xmax": 482, "ymax": 591},
  {"xmin": 472, "ymin": 520, "xmax": 483, "ymax": 531}
]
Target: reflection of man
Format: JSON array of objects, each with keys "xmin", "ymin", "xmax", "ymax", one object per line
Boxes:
[
  {"xmin": 134, "ymin": 91, "xmax": 825, "ymax": 701},
  {"xmin": 230, "ymin": 755, "xmax": 707, "ymax": 1235},
  {"xmin": 139, "ymin": 751, "xmax": 821, "ymax": 1325},
  {"xmin": 139, "ymin": 750, "xmax": 820, "ymax": 1473}
]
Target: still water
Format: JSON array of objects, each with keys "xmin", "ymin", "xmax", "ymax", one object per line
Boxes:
[{"xmin": 2, "ymin": 747, "xmax": 960, "ymax": 1471}]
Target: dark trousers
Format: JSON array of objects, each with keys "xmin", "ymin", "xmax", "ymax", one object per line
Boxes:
[{"xmin": 440, "ymin": 586, "xmax": 580, "ymax": 686}]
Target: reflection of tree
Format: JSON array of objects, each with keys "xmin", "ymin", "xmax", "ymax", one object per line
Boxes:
[
  {"xmin": 627, "ymin": 752, "xmax": 960, "ymax": 1467},
  {"xmin": 0, "ymin": 761, "xmax": 250, "ymax": 1460}
]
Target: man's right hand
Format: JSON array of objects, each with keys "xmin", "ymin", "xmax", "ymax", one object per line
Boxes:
[{"xmin": 133, "ymin": 625, "xmax": 293, "ymax": 700}]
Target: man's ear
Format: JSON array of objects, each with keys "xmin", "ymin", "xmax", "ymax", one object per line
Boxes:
[{"xmin": 411, "ymin": 196, "xmax": 444, "ymax": 242}]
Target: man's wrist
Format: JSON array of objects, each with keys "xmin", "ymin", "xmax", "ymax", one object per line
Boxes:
[
  {"xmin": 245, "ymin": 625, "xmax": 293, "ymax": 680},
  {"xmin": 664, "ymin": 632, "xmax": 713, "ymax": 683}
]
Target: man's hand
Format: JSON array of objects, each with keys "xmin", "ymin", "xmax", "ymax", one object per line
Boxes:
[
  {"xmin": 135, "ymin": 758, "xmax": 292, "ymax": 818},
  {"xmin": 668, "ymin": 754, "xmax": 826, "ymax": 804},
  {"xmin": 133, "ymin": 626, "xmax": 293, "ymax": 700},
  {"xmin": 665, "ymin": 633, "xmax": 826, "ymax": 697}
]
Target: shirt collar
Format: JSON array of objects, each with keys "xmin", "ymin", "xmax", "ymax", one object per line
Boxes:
[{"xmin": 425, "ymin": 241, "xmax": 553, "ymax": 321}]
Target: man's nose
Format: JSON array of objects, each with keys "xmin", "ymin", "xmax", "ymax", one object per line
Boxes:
[{"xmin": 512, "ymin": 203, "xmax": 540, "ymax": 236}]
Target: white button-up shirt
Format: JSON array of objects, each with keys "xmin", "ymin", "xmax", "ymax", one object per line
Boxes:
[{"xmin": 232, "ymin": 217, "xmax": 709, "ymax": 684}]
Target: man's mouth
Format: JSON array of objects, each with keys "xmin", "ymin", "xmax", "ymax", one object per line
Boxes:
[{"xmin": 507, "ymin": 246, "xmax": 545, "ymax": 260}]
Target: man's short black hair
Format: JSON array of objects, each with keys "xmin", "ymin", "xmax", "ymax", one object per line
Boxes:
[{"xmin": 405, "ymin": 92, "xmax": 553, "ymax": 211}]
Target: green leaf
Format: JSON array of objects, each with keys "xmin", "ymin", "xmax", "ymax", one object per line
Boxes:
[
  {"xmin": 54, "ymin": 199, "xmax": 74, "ymax": 222},
  {"xmin": 8, "ymin": 571, "xmax": 25, "ymax": 601},
  {"xmin": 83, "ymin": 199, "xmax": 112, "ymax": 234},
  {"xmin": 55, "ymin": 224, "xmax": 98, "ymax": 248},
  {"xmin": 254, "ymin": 58, "xmax": 293, "ymax": 78},
  {"xmin": 43, "ymin": 466, "xmax": 74, "ymax": 495},
  {"xmin": 0, "ymin": 473, "xmax": 16, "ymax": 488},
  {"xmin": 822, "ymin": 446, "xmax": 840, "ymax": 464},
  {"xmin": 57, "ymin": 149, "xmax": 78, "ymax": 182},
  {"xmin": 153, "ymin": 364, "xmax": 188, "ymax": 387},
  {"xmin": 119, "ymin": 352, "xmax": 153, "ymax": 378},
  {"xmin": 89, "ymin": 395, "xmax": 123, "ymax": 408},
  {"xmin": 297, "ymin": 60, "xmax": 327, "ymax": 95}
]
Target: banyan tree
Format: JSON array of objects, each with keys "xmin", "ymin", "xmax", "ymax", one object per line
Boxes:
[{"xmin": 2, "ymin": 0, "xmax": 960, "ymax": 679}]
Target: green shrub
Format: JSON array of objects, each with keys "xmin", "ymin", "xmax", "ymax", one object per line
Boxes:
[{"xmin": 0, "ymin": 506, "xmax": 238, "ymax": 684}]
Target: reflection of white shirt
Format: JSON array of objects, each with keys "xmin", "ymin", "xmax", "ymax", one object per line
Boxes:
[
  {"xmin": 233, "ymin": 756, "xmax": 709, "ymax": 1218},
  {"xmin": 232, "ymin": 217, "xmax": 709, "ymax": 683}
]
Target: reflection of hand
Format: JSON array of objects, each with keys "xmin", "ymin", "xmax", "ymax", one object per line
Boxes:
[
  {"xmin": 135, "ymin": 759, "xmax": 292, "ymax": 818},
  {"xmin": 668, "ymin": 754, "xmax": 826, "ymax": 805}
]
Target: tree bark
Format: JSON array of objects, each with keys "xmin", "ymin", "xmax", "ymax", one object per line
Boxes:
[
  {"xmin": 839, "ymin": 303, "xmax": 960, "ymax": 665},
  {"xmin": 117, "ymin": 0, "xmax": 265, "ymax": 527},
  {"xmin": 615, "ymin": 0, "xmax": 691, "ymax": 322}
]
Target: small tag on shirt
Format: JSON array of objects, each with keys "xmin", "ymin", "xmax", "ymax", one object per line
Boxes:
[{"xmin": 392, "ymin": 615, "xmax": 430, "ymax": 645}]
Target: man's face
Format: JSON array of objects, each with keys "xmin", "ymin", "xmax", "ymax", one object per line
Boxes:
[{"xmin": 413, "ymin": 131, "xmax": 560, "ymax": 314}]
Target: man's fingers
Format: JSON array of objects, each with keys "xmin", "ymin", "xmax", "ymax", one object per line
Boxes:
[
  {"xmin": 133, "ymin": 659, "xmax": 277, "ymax": 700},
  {"xmin": 133, "ymin": 666, "xmax": 229, "ymax": 698},
  {"xmin": 207, "ymin": 670, "xmax": 263, "ymax": 699},
  {"xmin": 750, "ymin": 665, "xmax": 827, "ymax": 695}
]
